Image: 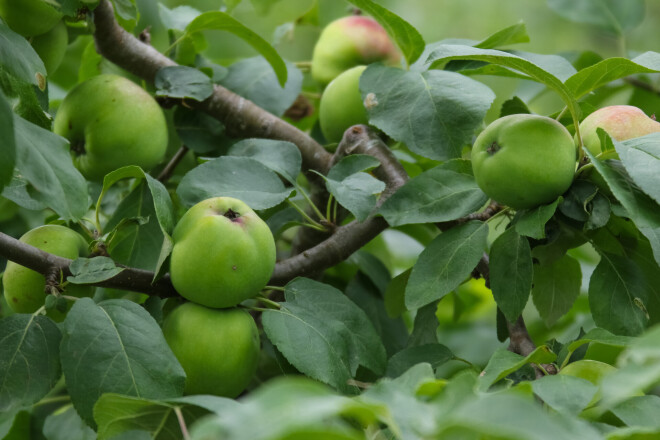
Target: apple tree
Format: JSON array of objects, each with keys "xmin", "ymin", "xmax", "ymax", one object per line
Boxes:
[{"xmin": 2, "ymin": 0, "xmax": 660, "ymax": 438}]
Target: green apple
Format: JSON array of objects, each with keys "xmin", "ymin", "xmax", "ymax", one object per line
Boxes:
[
  {"xmin": 2, "ymin": 225, "xmax": 94, "ymax": 318},
  {"xmin": 311, "ymin": 15, "xmax": 400, "ymax": 87},
  {"xmin": 319, "ymin": 65, "xmax": 368, "ymax": 143},
  {"xmin": 170, "ymin": 197, "xmax": 276, "ymax": 309},
  {"xmin": 0, "ymin": 0, "xmax": 62, "ymax": 37},
  {"xmin": 578, "ymin": 105, "xmax": 660, "ymax": 158},
  {"xmin": 471, "ymin": 114, "xmax": 577, "ymax": 210},
  {"xmin": 162, "ymin": 302, "xmax": 260, "ymax": 397},
  {"xmin": 30, "ymin": 20, "xmax": 67, "ymax": 74},
  {"xmin": 53, "ymin": 74, "xmax": 168, "ymax": 181}
]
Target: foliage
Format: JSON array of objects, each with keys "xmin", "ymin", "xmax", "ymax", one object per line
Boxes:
[{"xmin": 1, "ymin": 0, "xmax": 660, "ymax": 438}]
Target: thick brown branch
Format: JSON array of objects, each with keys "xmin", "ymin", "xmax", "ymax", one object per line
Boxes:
[
  {"xmin": 271, "ymin": 125, "xmax": 408, "ymax": 284},
  {"xmin": 92, "ymin": 0, "xmax": 331, "ymax": 173},
  {"xmin": 0, "ymin": 233, "xmax": 178, "ymax": 297}
]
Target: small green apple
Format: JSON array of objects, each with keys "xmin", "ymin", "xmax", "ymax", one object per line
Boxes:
[
  {"xmin": 578, "ymin": 105, "xmax": 660, "ymax": 158},
  {"xmin": 162, "ymin": 302, "xmax": 260, "ymax": 397},
  {"xmin": 170, "ymin": 197, "xmax": 276, "ymax": 309},
  {"xmin": 311, "ymin": 15, "xmax": 400, "ymax": 87},
  {"xmin": 471, "ymin": 114, "xmax": 577, "ymax": 210},
  {"xmin": 2, "ymin": 225, "xmax": 94, "ymax": 318},
  {"xmin": 0, "ymin": 0, "xmax": 62, "ymax": 37},
  {"xmin": 53, "ymin": 74, "xmax": 168, "ymax": 181},
  {"xmin": 30, "ymin": 20, "xmax": 67, "ymax": 74},
  {"xmin": 319, "ymin": 65, "xmax": 369, "ymax": 143}
]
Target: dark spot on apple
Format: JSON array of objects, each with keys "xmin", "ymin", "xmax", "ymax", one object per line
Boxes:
[
  {"xmin": 224, "ymin": 209, "xmax": 242, "ymax": 222},
  {"xmin": 71, "ymin": 140, "xmax": 86, "ymax": 155},
  {"xmin": 12, "ymin": 297, "xmax": 17, "ymax": 303},
  {"xmin": 487, "ymin": 141, "xmax": 501, "ymax": 155},
  {"xmin": 68, "ymin": 121, "xmax": 73, "ymax": 130},
  {"xmin": 232, "ymin": 265, "xmax": 237, "ymax": 271}
]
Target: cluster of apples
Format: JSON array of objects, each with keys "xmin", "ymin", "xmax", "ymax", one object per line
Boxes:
[
  {"xmin": 164, "ymin": 196, "xmax": 276, "ymax": 397},
  {"xmin": 313, "ymin": 15, "xmax": 400, "ymax": 143},
  {"xmin": 471, "ymin": 105, "xmax": 660, "ymax": 211},
  {"xmin": 0, "ymin": 0, "xmax": 68, "ymax": 74}
]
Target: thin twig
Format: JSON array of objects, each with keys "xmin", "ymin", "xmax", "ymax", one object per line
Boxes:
[{"xmin": 157, "ymin": 145, "xmax": 190, "ymax": 183}]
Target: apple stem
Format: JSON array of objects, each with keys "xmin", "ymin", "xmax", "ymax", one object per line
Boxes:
[
  {"xmin": 286, "ymin": 199, "xmax": 326, "ymax": 230},
  {"xmin": 174, "ymin": 407, "xmax": 191, "ymax": 440},
  {"xmin": 296, "ymin": 184, "xmax": 327, "ymax": 222},
  {"xmin": 257, "ymin": 296, "xmax": 281, "ymax": 309}
]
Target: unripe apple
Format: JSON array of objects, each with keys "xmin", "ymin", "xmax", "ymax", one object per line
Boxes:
[
  {"xmin": 54, "ymin": 74, "xmax": 168, "ymax": 181},
  {"xmin": 2, "ymin": 225, "xmax": 94, "ymax": 318},
  {"xmin": 162, "ymin": 302, "xmax": 260, "ymax": 397},
  {"xmin": 578, "ymin": 105, "xmax": 660, "ymax": 158},
  {"xmin": 471, "ymin": 114, "xmax": 577, "ymax": 210},
  {"xmin": 0, "ymin": 0, "xmax": 62, "ymax": 37},
  {"xmin": 311, "ymin": 15, "xmax": 400, "ymax": 87},
  {"xmin": 319, "ymin": 65, "xmax": 368, "ymax": 143},
  {"xmin": 169, "ymin": 197, "xmax": 276, "ymax": 309},
  {"xmin": 30, "ymin": 20, "xmax": 67, "ymax": 74}
]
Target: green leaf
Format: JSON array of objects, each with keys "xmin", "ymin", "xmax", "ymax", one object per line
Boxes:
[
  {"xmin": 68, "ymin": 257, "xmax": 126, "ymax": 284},
  {"xmin": 42, "ymin": 405, "xmax": 96, "ymax": 440},
  {"xmin": 565, "ymin": 51, "xmax": 660, "ymax": 99},
  {"xmin": 475, "ymin": 22, "xmax": 530, "ymax": 49},
  {"xmin": 386, "ymin": 344, "xmax": 454, "ymax": 378},
  {"xmin": 379, "ymin": 161, "xmax": 488, "ymax": 226},
  {"xmin": 172, "ymin": 106, "xmax": 226, "ymax": 154},
  {"xmin": 228, "ymin": 138, "xmax": 302, "ymax": 184},
  {"xmin": 547, "ymin": 0, "xmax": 645, "ymax": 34},
  {"xmin": 154, "ymin": 66, "xmax": 214, "ymax": 101},
  {"xmin": 100, "ymin": 166, "xmax": 175, "ymax": 276},
  {"xmin": 177, "ymin": 156, "xmax": 293, "ymax": 210},
  {"xmin": 262, "ymin": 278, "xmax": 387, "ymax": 393},
  {"xmin": 490, "ymin": 228, "xmax": 533, "ymax": 322},
  {"xmin": 0, "ymin": 90, "xmax": 15, "ymax": 192},
  {"xmin": 158, "ymin": 4, "xmax": 201, "ymax": 31},
  {"xmin": 615, "ymin": 133, "xmax": 660, "ymax": 205},
  {"xmin": 585, "ymin": 148, "xmax": 660, "ymax": 267},
  {"xmin": 185, "ymin": 11, "xmax": 287, "ymax": 87},
  {"xmin": 94, "ymin": 394, "xmax": 224, "ymax": 440},
  {"xmin": 316, "ymin": 155, "xmax": 385, "ymax": 222},
  {"xmin": 611, "ymin": 395, "xmax": 660, "ymax": 429},
  {"xmin": 345, "ymin": 0, "xmax": 425, "ymax": 65},
  {"xmin": 360, "ymin": 364, "xmax": 439, "ymax": 439},
  {"xmin": 477, "ymin": 346, "xmax": 556, "ymax": 391},
  {"xmin": 589, "ymin": 253, "xmax": 649, "ymax": 336},
  {"xmin": 601, "ymin": 326, "xmax": 660, "ymax": 407},
  {"xmin": 190, "ymin": 377, "xmax": 372, "ymax": 440},
  {"xmin": 0, "ymin": 314, "xmax": 62, "ymax": 412},
  {"xmin": 0, "ymin": 20, "xmax": 46, "ymax": 89},
  {"xmin": 405, "ymin": 221, "xmax": 489, "ymax": 310},
  {"xmin": 532, "ymin": 254, "xmax": 582, "ymax": 327},
  {"xmin": 500, "ymin": 95, "xmax": 531, "ymax": 117},
  {"xmin": 361, "ymin": 65, "xmax": 495, "ymax": 161},
  {"xmin": 220, "ymin": 57, "xmax": 303, "ymax": 117},
  {"xmin": 531, "ymin": 374, "xmax": 598, "ymax": 414},
  {"xmin": 514, "ymin": 198, "xmax": 560, "ymax": 239},
  {"xmin": 425, "ymin": 44, "xmax": 580, "ymax": 127},
  {"xmin": 13, "ymin": 116, "xmax": 88, "ymax": 221},
  {"xmin": 60, "ymin": 298, "xmax": 186, "ymax": 428},
  {"xmin": 440, "ymin": 392, "xmax": 601, "ymax": 440},
  {"xmin": 559, "ymin": 327, "xmax": 633, "ymax": 367},
  {"xmin": 104, "ymin": 182, "xmax": 166, "ymax": 273},
  {"xmin": 384, "ymin": 268, "xmax": 410, "ymax": 318},
  {"xmin": 345, "ymin": 272, "xmax": 408, "ymax": 359},
  {"xmin": 407, "ymin": 301, "xmax": 440, "ymax": 348}
]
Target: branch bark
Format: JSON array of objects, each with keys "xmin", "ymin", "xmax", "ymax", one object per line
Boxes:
[
  {"xmin": 270, "ymin": 125, "xmax": 408, "ymax": 284},
  {"xmin": 92, "ymin": 0, "xmax": 332, "ymax": 174},
  {"xmin": 0, "ymin": 233, "xmax": 178, "ymax": 297}
]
